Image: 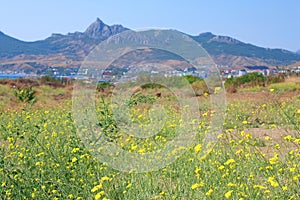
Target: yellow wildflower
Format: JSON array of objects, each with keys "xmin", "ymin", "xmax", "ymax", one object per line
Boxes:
[
  {"xmin": 290, "ymin": 167, "xmax": 296, "ymax": 172},
  {"xmin": 225, "ymin": 190, "xmax": 233, "ymax": 199},
  {"xmin": 228, "ymin": 182, "xmax": 237, "ymax": 187},
  {"xmin": 71, "ymin": 157, "xmax": 78, "ymax": 163},
  {"xmin": 264, "ymin": 136, "xmax": 271, "ymax": 141},
  {"xmin": 194, "ymin": 144, "xmax": 202, "ymax": 153},
  {"xmin": 126, "ymin": 183, "xmax": 132, "ymax": 189},
  {"xmin": 282, "ymin": 186, "xmax": 288, "ymax": 191},
  {"xmin": 224, "ymin": 158, "xmax": 235, "ymax": 165},
  {"xmin": 242, "ymin": 120, "xmax": 248, "ymax": 125},
  {"xmin": 284, "ymin": 135, "xmax": 292, "ymax": 142},
  {"xmin": 71, "ymin": 148, "xmax": 80, "ymax": 153},
  {"xmin": 100, "ymin": 176, "xmax": 111, "ymax": 182},
  {"xmin": 218, "ymin": 165, "xmax": 225, "ymax": 170},
  {"xmin": 91, "ymin": 184, "xmax": 103, "ymax": 193},
  {"xmin": 205, "ymin": 188, "xmax": 213, "ymax": 196},
  {"xmin": 94, "ymin": 191, "xmax": 105, "ymax": 200},
  {"xmin": 268, "ymin": 177, "xmax": 279, "ymax": 187},
  {"xmin": 191, "ymin": 182, "xmax": 204, "ymax": 189}
]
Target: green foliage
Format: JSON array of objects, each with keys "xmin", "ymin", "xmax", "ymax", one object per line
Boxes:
[
  {"xmin": 97, "ymin": 96, "xmax": 119, "ymax": 141},
  {"xmin": 14, "ymin": 86, "xmax": 37, "ymax": 108},
  {"xmin": 97, "ymin": 82, "xmax": 114, "ymax": 90},
  {"xmin": 225, "ymin": 73, "xmax": 286, "ymax": 92},
  {"xmin": 184, "ymin": 75, "xmax": 203, "ymax": 84},
  {"xmin": 136, "ymin": 75, "xmax": 208, "ymax": 96},
  {"xmin": 137, "ymin": 75, "xmax": 195, "ymax": 89},
  {"xmin": 128, "ymin": 91, "xmax": 157, "ymax": 107},
  {"xmin": 225, "ymin": 73, "xmax": 265, "ymax": 88},
  {"xmin": 268, "ymin": 82, "xmax": 300, "ymax": 93},
  {"xmin": 141, "ymin": 83, "xmax": 163, "ymax": 89},
  {"xmin": 265, "ymin": 74, "xmax": 285, "ymax": 85}
]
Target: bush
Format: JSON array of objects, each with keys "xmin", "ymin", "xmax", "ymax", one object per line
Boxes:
[
  {"xmin": 141, "ymin": 83, "xmax": 163, "ymax": 89},
  {"xmin": 225, "ymin": 73, "xmax": 265, "ymax": 89},
  {"xmin": 265, "ymin": 74, "xmax": 285, "ymax": 84},
  {"xmin": 128, "ymin": 91, "xmax": 157, "ymax": 107},
  {"xmin": 192, "ymin": 79, "xmax": 209, "ymax": 96},
  {"xmin": 97, "ymin": 82, "xmax": 114, "ymax": 90},
  {"xmin": 184, "ymin": 75, "xmax": 202, "ymax": 84},
  {"xmin": 225, "ymin": 73, "xmax": 286, "ymax": 93},
  {"xmin": 14, "ymin": 86, "xmax": 37, "ymax": 108}
]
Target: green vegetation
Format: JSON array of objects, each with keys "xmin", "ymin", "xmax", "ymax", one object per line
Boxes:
[
  {"xmin": 14, "ymin": 86, "xmax": 37, "ymax": 108},
  {"xmin": 0, "ymin": 78, "xmax": 299, "ymax": 199},
  {"xmin": 184, "ymin": 75, "xmax": 203, "ymax": 84},
  {"xmin": 225, "ymin": 73, "xmax": 266, "ymax": 88},
  {"xmin": 137, "ymin": 75, "xmax": 209, "ymax": 96},
  {"xmin": 97, "ymin": 82, "xmax": 114, "ymax": 91},
  {"xmin": 225, "ymin": 73, "xmax": 285, "ymax": 93},
  {"xmin": 268, "ymin": 82, "xmax": 300, "ymax": 93},
  {"xmin": 128, "ymin": 91, "xmax": 157, "ymax": 107}
]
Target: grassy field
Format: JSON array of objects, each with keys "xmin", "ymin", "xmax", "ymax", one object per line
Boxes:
[{"xmin": 0, "ymin": 78, "xmax": 300, "ymax": 199}]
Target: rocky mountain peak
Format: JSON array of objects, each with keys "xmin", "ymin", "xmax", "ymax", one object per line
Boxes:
[
  {"xmin": 84, "ymin": 18, "xmax": 128, "ymax": 39},
  {"xmin": 198, "ymin": 32, "xmax": 215, "ymax": 37},
  {"xmin": 84, "ymin": 18, "xmax": 107, "ymax": 38}
]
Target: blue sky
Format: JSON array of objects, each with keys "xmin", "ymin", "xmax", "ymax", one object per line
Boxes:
[{"xmin": 1, "ymin": 0, "xmax": 299, "ymax": 51}]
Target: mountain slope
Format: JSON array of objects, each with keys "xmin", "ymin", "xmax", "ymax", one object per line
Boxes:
[
  {"xmin": 1, "ymin": 19, "xmax": 300, "ymax": 71},
  {"xmin": 0, "ymin": 18, "xmax": 129, "ymax": 60},
  {"xmin": 0, "ymin": 31, "xmax": 50, "ymax": 57},
  {"xmin": 191, "ymin": 32, "xmax": 300, "ymax": 66}
]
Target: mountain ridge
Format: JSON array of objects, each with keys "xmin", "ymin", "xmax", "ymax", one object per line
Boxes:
[{"xmin": 1, "ymin": 18, "xmax": 300, "ymax": 73}]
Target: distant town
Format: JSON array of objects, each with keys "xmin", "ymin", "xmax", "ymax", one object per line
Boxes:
[{"xmin": 1, "ymin": 64, "xmax": 300, "ymax": 83}]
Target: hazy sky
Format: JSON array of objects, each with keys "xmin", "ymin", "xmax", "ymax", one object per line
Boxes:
[{"xmin": 1, "ymin": 0, "xmax": 299, "ymax": 51}]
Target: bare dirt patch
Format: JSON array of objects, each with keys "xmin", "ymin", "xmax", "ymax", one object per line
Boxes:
[{"xmin": 246, "ymin": 127, "xmax": 299, "ymax": 158}]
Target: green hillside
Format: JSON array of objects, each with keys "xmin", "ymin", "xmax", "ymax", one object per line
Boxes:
[{"xmin": 191, "ymin": 32, "xmax": 300, "ymax": 65}]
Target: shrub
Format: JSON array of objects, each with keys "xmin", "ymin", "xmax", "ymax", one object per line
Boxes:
[
  {"xmin": 128, "ymin": 91, "xmax": 157, "ymax": 107},
  {"xmin": 184, "ymin": 75, "xmax": 202, "ymax": 84},
  {"xmin": 97, "ymin": 82, "xmax": 114, "ymax": 90},
  {"xmin": 266, "ymin": 74, "xmax": 285, "ymax": 84},
  {"xmin": 14, "ymin": 86, "xmax": 37, "ymax": 108},
  {"xmin": 192, "ymin": 79, "xmax": 209, "ymax": 96},
  {"xmin": 225, "ymin": 73, "xmax": 266, "ymax": 89},
  {"xmin": 141, "ymin": 83, "xmax": 163, "ymax": 89}
]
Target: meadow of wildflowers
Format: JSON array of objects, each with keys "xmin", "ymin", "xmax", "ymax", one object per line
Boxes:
[{"xmin": 0, "ymin": 81, "xmax": 299, "ymax": 199}]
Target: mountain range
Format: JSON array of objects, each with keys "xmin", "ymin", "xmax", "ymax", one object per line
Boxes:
[{"xmin": 1, "ymin": 18, "xmax": 300, "ymax": 73}]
